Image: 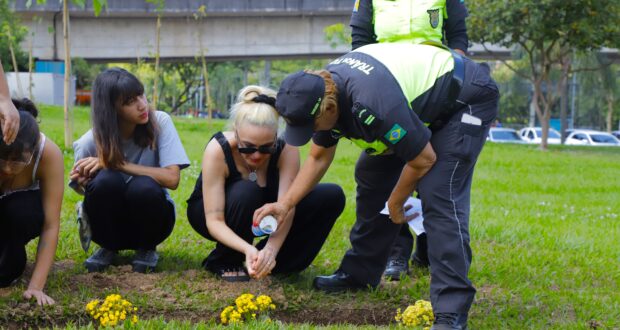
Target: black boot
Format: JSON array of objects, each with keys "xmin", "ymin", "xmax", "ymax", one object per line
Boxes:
[
  {"xmin": 313, "ymin": 270, "xmax": 369, "ymax": 293},
  {"xmin": 411, "ymin": 233, "xmax": 430, "ymax": 269}
]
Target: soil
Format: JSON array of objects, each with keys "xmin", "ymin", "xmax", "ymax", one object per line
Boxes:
[{"xmin": 0, "ymin": 261, "xmax": 400, "ymax": 328}]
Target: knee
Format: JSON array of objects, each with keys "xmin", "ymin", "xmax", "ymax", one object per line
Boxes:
[
  {"xmin": 126, "ymin": 176, "xmax": 165, "ymax": 202},
  {"xmin": 86, "ymin": 170, "xmax": 125, "ymax": 196},
  {"xmin": 318, "ymin": 183, "xmax": 346, "ymax": 214}
]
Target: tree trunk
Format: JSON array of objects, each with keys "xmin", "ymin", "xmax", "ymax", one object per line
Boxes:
[
  {"xmin": 28, "ymin": 34, "xmax": 33, "ymax": 100},
  {"xmin": 6, "ymin": 28, "xmax": 24, "ymax": 97},
  {"xmin": 152, "ymin": 14, "xmax": 161, "ymax": 110},
  {"xmin": 201, "ymin": 56, "xmax": 212, "ymax": 119},
  {"xmin": 63, "ymin": 0, "xmax": 73, "ymax": 148},
  {"xmin": 606, "ymin": 91, "xmax": 615, "ymax": 133},
  {"xmin": 559, "ymin": 55, "xmax": 570, "ymax": 144}
]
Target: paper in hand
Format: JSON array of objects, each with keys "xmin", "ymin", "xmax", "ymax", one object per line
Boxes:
[{"xmin": 380, "ymin": 197, "xmax": 425, "ymax": 235}]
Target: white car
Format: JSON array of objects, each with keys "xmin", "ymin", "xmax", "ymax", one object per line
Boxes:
[
  {"xmin": 488, "ymin": 128, "xmax": 526, "ymax": 144},
  {"xmin": 565, "ymin": 130, "xmax": 620, "ymax": 146},
  {"xmin": 519, "ymin": 127, "xmax": 562, "ymax": 145}
]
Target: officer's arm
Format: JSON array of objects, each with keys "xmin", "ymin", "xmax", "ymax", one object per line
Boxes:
[
  {"xmin": 445, "ymin": 0, "xmax": 469, "ymax": 54},
  {"xmin": 350, "ymin": 0, "xmax": 377, "ymax": 50},
  {"xmin": 387, "ymin": 142, "xmax": 436, "ymax": 224},
  {"xmin": 281, "ymin": 142, "xmax": 337, "ymax": 210}
]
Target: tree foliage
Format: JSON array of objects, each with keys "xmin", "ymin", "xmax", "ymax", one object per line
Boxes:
[
  {"xmin": 468, "ymin": 0, "xmax": 620, "ymax": 148},
  {"xmin": 0, "ymin": 0, "xmax": 28, "ymax": 71}
]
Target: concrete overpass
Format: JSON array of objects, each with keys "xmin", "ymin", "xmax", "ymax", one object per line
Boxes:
[{"xmin": 12, "ymin": 0, "xmax": 518, "ymax": 62}]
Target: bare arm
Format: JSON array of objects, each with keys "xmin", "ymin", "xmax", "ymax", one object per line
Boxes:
[
  {"xmin": 118, "ymin": 162, "xmax": 181, "ymax": 190},
  {"xmin": 387, "ymin": 142, "xmax": 436, "ymax": 224},
  {"xmin": 252, "ymin": 144, "xmax": 300, "ymax": 278},
  {"xmin": 201, "ymin": 141, "xmax": 257, "ymax": 263},
  {"xmin": 254, "ymin": 142, "xmax": 337, "ymax": 226},
  {"xmin": 24, "ymin": 140, "xmax": 63, "ymax": 306},
  {"xmin": 0, "ymin": 61, "xmax": 20, "ymax": 144}
]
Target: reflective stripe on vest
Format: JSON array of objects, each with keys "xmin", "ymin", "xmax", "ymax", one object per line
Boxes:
[{"xmin": 373, "ymin": 0, "xmax": 447, "ymax": 45}]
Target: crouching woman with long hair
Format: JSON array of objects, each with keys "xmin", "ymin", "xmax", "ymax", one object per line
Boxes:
[
  {"xmin": 70, "ymin": 68, "xmax": 189, "ymax": 273},
  {"xmin": 1, "ymin": 98, "xmax": 63, "ymax": 305}
]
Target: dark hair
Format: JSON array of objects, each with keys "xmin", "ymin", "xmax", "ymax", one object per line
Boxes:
[
  {"xmin": 91, "ymin": 68, "xmax": 157, "ymax": 169},
  {"xmin": 0, "ymin": 98, "xmax": 40, "ymax": 160}
]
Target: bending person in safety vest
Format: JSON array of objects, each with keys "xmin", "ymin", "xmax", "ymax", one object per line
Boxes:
[
  {"xmin": 351, "ymin": 0, "xmax": 469, "ymax": 280},
  {"xmin": 254, "ymin": 43, "xmax": 498, "ymax": 330}
]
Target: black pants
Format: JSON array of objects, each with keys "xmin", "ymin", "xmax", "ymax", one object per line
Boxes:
[
  {"xmin": 389, "ymin": 208, "xmax": 428, "ymax": 263},
  {"xmin": 187, "ymin": 180, "xmax": 345, "ymax": 274},
  {"xmin": 0, "ymin": 190, "xmax": 44, "ymax": 287},
  {"xmin": 339, "ymin": 57, "xmax": 499, "ymax": 314},
  {"xmin": 83, "ymin": 169, "xmax": 175, "ymax": 251}
]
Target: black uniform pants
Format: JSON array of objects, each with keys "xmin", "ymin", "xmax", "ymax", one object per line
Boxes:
[
  {"xmin": 339, "ymin": 57, "xmax": 499, "ymax": 314},
  {"xmin": 83, "ymin": 169, "xmax": 175, "ymax": 251},
  {"xmin": 0, "ymin": 190, "xmax": 44, "ymax": 287},
  {"xmin": 187, "ymin": 180, "xmax": 345, "ymax": 274},
  {"xmin": 389, "ymin": 208, "xmax": 428, "ymax": 262}
]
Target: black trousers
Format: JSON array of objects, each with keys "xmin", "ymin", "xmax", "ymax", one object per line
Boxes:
[
  {"xmin": 187, "ymin": 180, "xmax": 345, "ymax": 274},
  {"xmin": 0, "ymin": 190, "xmax": 44, "ymax": 287},
  {"xmin": 83, "ymin": 169, "xmax": 175, "ymax": 251},
  {"xmin": 339, "ymin": 57, "xmax": 499, "ymax": 314},
  {"xmin": 389, "ymin": 207, "xmax": 428, "ymax": 262}
]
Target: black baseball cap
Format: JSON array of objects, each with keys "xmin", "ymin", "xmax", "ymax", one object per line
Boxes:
[{"xmin": 276, "ymin": 71, "xmax": 325, "ymax": 146}]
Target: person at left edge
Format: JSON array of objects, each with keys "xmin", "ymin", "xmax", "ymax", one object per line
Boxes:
[
  {"xmin": 70, "ymin": 68, "xmax": 189, "ymax": 273},
  {"xmin": 1, "ymin": 98, "xmax": 63, "ymax": 306}
]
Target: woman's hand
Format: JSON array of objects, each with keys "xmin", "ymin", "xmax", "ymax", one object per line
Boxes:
[
  {"xmin": 251, "ymin": 245, "xmax": 277, "ymax": 279},
  {"xmin": 244, "ymin": 245, "xmax": 259, "ymax": 277},
  {"xmin": 23, "ymin": 288, "xmax": 55, "ymax": 306},
  {"xmin": 72, "ymin": 157, "xmax": 102, "ymax": 178},
  {"xmin": 0, "ymin": 102, "xmax": 19, "ymax": 145},
  {"xmin": 253, "ymin": 202, "xmax": 291, "ymax": 228}
]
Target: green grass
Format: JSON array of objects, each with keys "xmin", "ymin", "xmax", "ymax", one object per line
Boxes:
[{"xmin": 1, "ymin": 104, "xmax": 619, "ymax": 329}]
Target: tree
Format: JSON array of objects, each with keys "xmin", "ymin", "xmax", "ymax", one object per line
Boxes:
[
  {"xmin": 146, "ymin": 0, "xmax": 165, "ymax": 111},
  {"xmin": 468, "ymin": 0, "xmax": 620, "ymax": 149},
  {"xmin": 28, "ymin": 0, "xmax": 108, "ymax": 148},
  {"xmin": 194, "ymin": 4, "xmax": 214, "ymax": 118},
  {"xmin": 0, "ymin": 0, "xmax": 29, "ymax": 96}
]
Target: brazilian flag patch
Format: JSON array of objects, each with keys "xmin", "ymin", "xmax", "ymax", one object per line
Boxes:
[{"xmin": 384, "ymin": 124, "xmax": 407, "ymax": 144}]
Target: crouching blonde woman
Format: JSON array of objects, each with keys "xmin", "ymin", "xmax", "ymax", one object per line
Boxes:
[{"xmin": 187, "ymin": 85, "xmax": 345, "ymax": 282}]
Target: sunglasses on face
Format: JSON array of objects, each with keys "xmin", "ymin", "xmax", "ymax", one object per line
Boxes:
[
  {"xmin": 0, "ymin": 151, "xmax": 35, "ymax": 174},
  {"xmin": 235, "ymin": 132, "xmax": 277, "ymax": 155},
  {"xmin": 238, "ymin": 144, "xmax": 276, "ymax": 155}
]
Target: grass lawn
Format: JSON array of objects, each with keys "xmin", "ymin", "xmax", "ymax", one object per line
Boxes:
[{"xmin": 1, "ymin": 104, "xmax": 619, "ymax": 329}]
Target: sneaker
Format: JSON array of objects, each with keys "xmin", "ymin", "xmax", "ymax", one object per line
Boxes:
[
  {"xmin": 384, "ymin": 257, "xmax": 409, "ymax": 281},
  {"xmin": 76, "ymin": 201, "xmax": 92, "ymax": 252},
  {"xmin": 430, "ymin": 313, "xmax": 467, "ymax": 330},
  {"xmin": 132, "ymin": 249, "xmax": 159, "ymax": 273},
  {"xmin": 84, "ymin": 248, "xmax": 116, "ymax": 273}
]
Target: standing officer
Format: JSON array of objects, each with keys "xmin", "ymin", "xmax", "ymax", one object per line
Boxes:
[
  {"xmin": 351, "ymin": 0, "xmax": 470, "ymax": 279},
  {"xmin": 255, "ymin": 43, "xmax": 498, "ymax": 330}
]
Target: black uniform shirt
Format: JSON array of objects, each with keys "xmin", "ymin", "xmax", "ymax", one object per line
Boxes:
[
  {"xmin": 350, "ymin": 0, "xmax": 469, "ymax": 51},
  {"xmin": 312, "ymin": 52, "xmax": 432, "ymax": 162}
]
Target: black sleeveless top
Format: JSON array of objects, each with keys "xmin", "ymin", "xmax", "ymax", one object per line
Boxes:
[{"xmin": 188, "ymin": 131, "xmax": 285, "ymax": 203}]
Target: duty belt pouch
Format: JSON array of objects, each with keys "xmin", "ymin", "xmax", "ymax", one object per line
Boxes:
[{"xmin": 430, "ymin": 51, "xmax": 465, "ymax": 131}]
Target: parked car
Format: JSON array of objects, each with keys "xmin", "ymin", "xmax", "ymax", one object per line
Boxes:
[
  {"xmin": 488, "ymin": 128, "xmax": 526, "ymax": 144},
  {"xmin": 612, "ymin": 131, "xmax": 620, "ymax": 140},
  {"xmin": 565, "ymin": 130, "xmax": 620, "ymax": 146},
  {"xmin": 519, "ymin": 127, "xmax": 562, "ymax": 144}
]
